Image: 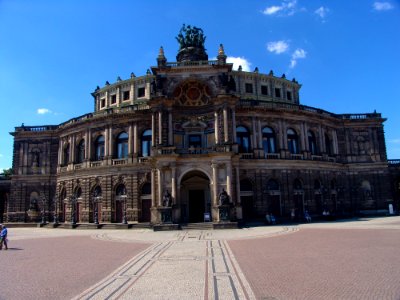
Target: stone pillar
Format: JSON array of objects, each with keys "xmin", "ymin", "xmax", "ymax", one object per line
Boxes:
[
  {"xmin": 109, "ymin": 126, "xmax": 113, "ymax": 158},
  {"xmin": 104, "ymin": 128, "xmax": 109, "ymax": 157},
  {"xmin": 58, "ymin": 139, "xmax": 63, "ymax": 165},
  {"xmin": 300, "ymin": 123, "xmax": 306, "ymax": 152},
  {"xmin": 252, "ymin": 117, "xmax": 257, "ymax": 149},
  {"xmin": 223, "ymin": 107, "xmax": 229, "ymax": 143},
  {"xmin": 105, "ymin": 90, "xmax": 109, "ymax": 108},
  {"xmin": 133, "ymin": 123, "xmax": 138, "ymax": 155},
  {"xmin": 168, "ymin": 111, "xmax": 173, "ymax": 145},
  {"xmin": 87, "ymin": 129, "xmax": 92, "ymax": 161},
  {"xmin": 70, "ymin": 135, "xmax": 75, "ymax": 163},
  {"xmin": 214, "ymin": 111, "xmax": 219, "ymax": 145},
  {"xmin": 128, "ymin": 124, "xmax": 133, "ymax": 155},
  {"xmin": 158, "ymin": 111, "xmax": 162, "ymax": 145},
  {"xmin": 151, "ymin": 113, "xmax": 156, "ymax": 145},
  {"xmin": 130, "ymin": 82, "xmax": 134, "ymax": 105},
  {"xmin": 151, "ymin": 169, "xmax": 156, "ymax": 207},
  {"xmin": 171, "ymin": 166, "xmax": 176, "ymax": 203},
  {"xmin": 226, "ymin": 163, "xmax": 232, "ymax": 201},
  {"xmin": 303, "ymin": 122, "xmax": 309, "ymax": 151},
  {"xmin": 319, "ymin": 126, "xmax": 325, "ymax": 153},
  {"xmin": 212, "ymin": 163, "xmax": 218, "ymax": 206},
  {"xmin": 258, "ymin": 119, "xmax": 262, "ymax": 148},
  {"xmin": 116, "ymin": 86, "xmax": 121, "ymax": 105},
  {"xmin": 158, "ymin": 168, "xmax": 162, "ymax": 206},
  {"xmin": 333, "ymin": 129, "xmax": 339, "ymax": 154}
]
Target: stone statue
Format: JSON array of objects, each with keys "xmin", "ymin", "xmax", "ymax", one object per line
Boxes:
[
  {"xmin": 175, "ymin": 24, "xmax": 206, "ymax": 50},
  {"xmin": 29, "ymin": 198, "xmax": 39, "ymax": 211},
  {"xmin": 162, "ymin": 190, "xmax": 172, "ymax": 207},
  {"xmin": 218, "ymin": 189, "xmax": 230, "ymax": 206}
]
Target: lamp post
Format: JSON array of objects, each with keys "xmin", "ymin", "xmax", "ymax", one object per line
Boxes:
[
  {"xmin": 70, "ymin": 194, "xmax": 77, "ymax": 225},
  {"xmin": 41, "ymin": 196, "xmax": 47, "ymax": 225},
  {"xmin": 92, "ymin": 191, "xmax": 102, "ymax": 225}
]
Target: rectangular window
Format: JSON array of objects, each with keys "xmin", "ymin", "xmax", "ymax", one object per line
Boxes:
[
  {"xmin": 245, "ymin": 83, "xmax": 253, "ymax": 94},
  {"xmin": 123, "ymin": 90, "xmax": 130, "ymax": 101},
  {"xmin": 261, "ymin": 85, "xmax": 269, "ymax": 95},
  {"xmin": 275, "ymin": 88, "xmax": 281, "ymax": 98},
  {"xmin": 100, "ymin": 98, "xmax": 105, "ymax": 108},
  {"xmin": 287, "ymin": 91, "xmax": 292, "ymax": 100},
  {"xmin": 138, "ymin": 87, "xmax": 145, "ymax": 98},
  {"xmin": 111, "ymin": 94, "xmax": 117, "ymax": 104}
]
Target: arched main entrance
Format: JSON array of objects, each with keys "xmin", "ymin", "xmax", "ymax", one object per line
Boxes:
[{"xmin": 179, "ymin": 170, "xmax": 211, "ymax": 223}]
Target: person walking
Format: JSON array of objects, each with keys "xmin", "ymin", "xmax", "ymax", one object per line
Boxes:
[{"xmin": 0, "ymin": 224, "xmax": 8, "ymax": 250}]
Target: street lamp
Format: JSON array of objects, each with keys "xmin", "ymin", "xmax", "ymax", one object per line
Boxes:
[
  {"xmin": 41, "ymin": 195, "xmax": 47, "ymax": 225},
  {"xmin": 70, "ymin": 193, "xmax": 78, "ymax": 225},
  {"xmin": 92, "ymin": 190, "xmax": 102, "ymax": 225}
]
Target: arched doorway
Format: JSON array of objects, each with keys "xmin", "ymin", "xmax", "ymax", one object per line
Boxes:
[
  {"xmin": 180, "ymin": 170, "xmax": 211, "ymax": 223},
  {"xmin": 266, "ymin": 179, "xmax": 281, "ymax": 217},
  {"xmin": 114, "ymin": 184, "xmax": 126, "ymax": 223},
  {"xmin": 240, "ymin": 179, "xmax": 254, "ymax": 221}
]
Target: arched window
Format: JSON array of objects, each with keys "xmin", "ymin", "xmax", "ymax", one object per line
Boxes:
[
  {"xmin": 287, "ymin": 128, "xmax": 299, "ymax": 154},
  {"xmin": 141, "ymin": 129, "xmax": 152, "ymax": 157},
  {"xmin": 236, "ymin": 126, "xmax": 251, "ymax": 153},
  {"xmin": 116, "ymin": 184, "xmax": 127, "ymax": 196},
  {"xmin": 308, "ymin": 131, "xmax": 318, "ymax": 155},
  {"xmin": 63, "ymin": 144, "xmax": 70, "ymax": 166},
  {"xmin": 116, "ymin": 132, "xmax": 128, "ymax": 159},
  {"xmin": 94, "ymin": 135, "xmax": 105, "ymax": 161},
  {"xmin": 262, "ymin": 127, "xmax": 277, "ymax": 153},
  {"xmin": 325, "ymin": 133, "xmax": 332, "ymax": 156},
  {"xmin": 76, "ymin": 139, "xmax": 85, "ymax": 163},
  {"xmin": 75, "ymin": 187, "xmax": 82, "ymax": 198},
  {"xmin": 141, "ymin": 183, "xmax": 151, "ymax": 195},
  {"xmin": 93, "ymin": 186, "xmax": 102, "ymax": 197},
  {"xmin": 267, "ymin": 179, "xmax": 280, "ymax": 191}
]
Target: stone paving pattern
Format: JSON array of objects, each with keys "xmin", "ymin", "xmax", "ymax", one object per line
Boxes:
[{"xmin": 1, "ymin": 217, "xmax": 400, "ymax": 299}]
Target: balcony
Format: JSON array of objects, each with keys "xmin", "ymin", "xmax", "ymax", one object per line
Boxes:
[
  {"xmin": 265, "ymin": 153, "xmax": 280, "ymax": 159},
  {"xmin": 112, "ymin": 158, "xmax": 128, "ymax": 165}
]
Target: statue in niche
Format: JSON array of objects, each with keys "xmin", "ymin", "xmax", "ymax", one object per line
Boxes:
[
  {"xmin": 218, "ymin": 188, "xmax": 230, "ymax": 206},
  {"xmin": 162, "ymin": 190, "xmax": 172, "ymax": 207},
  {"xmin": 29, "ymin": 198, "xmax": 39, "ymax": 211},
  {"xmin": 32, "ymin": 151, "xmax": 40, "ymax": 167}
]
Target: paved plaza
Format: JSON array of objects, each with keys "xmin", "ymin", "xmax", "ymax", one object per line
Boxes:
[{"xmin": 1, "ymin": 217, "xmax": 400, "ymax": 299}]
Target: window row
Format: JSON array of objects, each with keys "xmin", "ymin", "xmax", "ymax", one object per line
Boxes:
[
  {"xmin": 99, "ymin": 87, "xmax": 146, "ymax": 108},
  {"xmin": 236, "ymin": 126, "xmax": 334, "ymax": 155},
  {"xmin": 244, "ymin": 83, "xmax": 293, "ymax": 100},
  {"xmin": 61, "ymin": 130, "xmax": 152, "ymax": 165}
]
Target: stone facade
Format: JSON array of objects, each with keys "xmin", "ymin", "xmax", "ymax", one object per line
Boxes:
[{"xmin": 6, "ymin": 29, "xmax": 399, "ymax": 224}]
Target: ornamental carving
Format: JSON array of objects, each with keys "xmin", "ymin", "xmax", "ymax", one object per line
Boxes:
[{"xmin": 173, "ymin": 80, "xmax": 212, "ymax": 106}]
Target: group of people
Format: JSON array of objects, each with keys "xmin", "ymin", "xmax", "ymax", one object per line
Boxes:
[{"xmin": 0, "ymin": 224, "xmax": 8, "ymax": 250}]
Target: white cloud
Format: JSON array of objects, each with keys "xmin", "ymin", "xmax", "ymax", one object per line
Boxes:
[
  {"xmin": 262, "ymin": 0, "xmax": 297, "ymax": 16},
  {"xmin": 226, "ymin": 56, "xmax": 251, "ymax": 71},
  {"xmin": 315, "ymin": 6, "xmax": 329, "ymax": 19},
  {"xmin": 37, "ymin": 108, "xmax": 52, "ymax": 115},
  {"xmin": 267, "ymin": 41, "xmax": 289, "ymax": 54},
  {"xmin": 290, "ymin": 48, "xmax": 307, "ymax": 68},
  {"xmin": 373, "ymin": 2, "xmax": 394, "ymax": 11}
]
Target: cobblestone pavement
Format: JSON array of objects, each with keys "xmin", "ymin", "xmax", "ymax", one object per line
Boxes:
[{"xmin": 1, "ymin": 216, "xmax": 400, "ymax": 299}]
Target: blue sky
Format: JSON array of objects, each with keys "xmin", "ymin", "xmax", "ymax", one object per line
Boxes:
[{"xmin": 0, "ymin": 0, "xmax": 399, "ymax": 170}]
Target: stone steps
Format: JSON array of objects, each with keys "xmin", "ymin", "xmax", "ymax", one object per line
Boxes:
[{"xmin": 181, "ymin": 222, "xmax": 214, "ymax": 230}]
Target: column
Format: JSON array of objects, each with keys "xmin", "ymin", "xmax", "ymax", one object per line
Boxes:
[
  {"xmin": 223, "ymin": 107, "xmax": 229, "ymax": 143},
  {"xmin": 109, "ymin": 126, "xmax": 113, "ymax": 158},
  {"xmin": 133, "ymin": 123, "xmax": 138, "ymax": 155},
  {"xmin": 128, "ymin": 124, "xmax": 133, "ymax": 155},
  {"xmin": 236, "ymin": 167, "xmax": 241, "ymax": 205},
  {"xmin": 214, "ymin": 111, "xmax": 219, "ymax": 145},
  {"xmin": 303, "ymin": 122, "xmax": 309, "ymax": 151},
  {"xmin": 158, "ymin": 168, "xmax": 162, "ymax": 206},
  {"xmin": 158, "ymin": 111, "xmax": 162, "ymax": 145},
  {"xmin": 168, "ymin": 111, "xmax": 173, "ymax": 146},
  {"xmin": 300, "ymin": 123, "xmax": 306, "ymax": 152},
  {"xmin": 87, "ymin": 129, "xmax": 92, "ymax": 160},
  {"xmin": 105, "ymin": 90, "xmax": 109, "ymax": 108},
  {"xmin": 171, "ymin": 166, "xmax": 176, "ymax": 203},
  {"xmin": 151, "ymin": 169, "xmax": 156, "ymax": 207},
  {"xmin": 258, "ymin": 119, "xmax": 262, "ymax": 148},
  {"xmin": 70, "ymin": 135, "xmax": 75, "ymax": 163},
  {"xmin": 116, "ymin": 86, "xmax": 121, "ymax": 105},
  {"xmin": 333, "ymin": 129, "xmax": 339, "ymax": 154},
  {"xmin": 151, "ymin": 113, "xmax": 156, "ymax": 145},
  {"xmin": 319, "ymin": 125, "xmax": 325, "ymax": 153},
  {"xmin": 226, "ymin": 163, "xmax": 232, "ymax": 202},
  {"xmin": 212, "ymin": 163, "xmax": 218, "ymax": 206},
  {"xmin": 58, "ymin": 139, "xmax": 63, "ymax": 165},
  {"xmin": 252, "ymin": 117, "xmax": 257, "ymax": 149},
  {"xmin": 104, "ymin": 128, "xmax": 109, "ymax": 157},
  {"xmin": 282, "ymin": 121, "xmax": 287, "ymax": 149},
  {"xmin": 130, "ymin": 82, "xmax": 134, "ymax": 105}
]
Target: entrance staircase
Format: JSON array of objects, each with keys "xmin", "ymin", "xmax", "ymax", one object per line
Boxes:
[{"xmin": 180, "ymin": 222, "xmax": 214, "ymax": 230}]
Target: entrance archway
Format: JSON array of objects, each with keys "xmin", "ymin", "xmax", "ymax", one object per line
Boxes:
[
  {"xmin": 179, "ymin": 170, "xmax": 211, "ymax": 223},
  {"xmin": 240, "ymin": 179, "xmax": 254, "ymax": 220}
]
